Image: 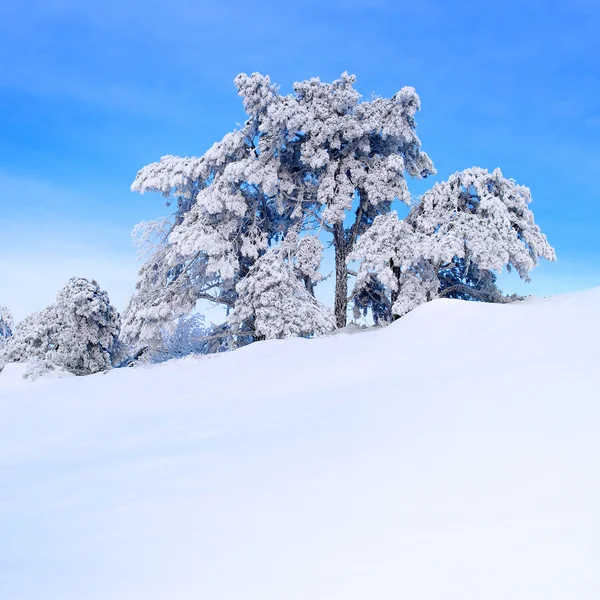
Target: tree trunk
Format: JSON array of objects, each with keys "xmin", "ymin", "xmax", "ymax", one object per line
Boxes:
[
  {"xmin": 390, "ymin": 262, "xmax": 401, "ymax": 305},
  {"xmin": 333, "ymin": 222, "xmax": 348, "ymax": 329},
  {"xmin": 303, "ymin": 275, "xmax": 315, "ymax": 298}
]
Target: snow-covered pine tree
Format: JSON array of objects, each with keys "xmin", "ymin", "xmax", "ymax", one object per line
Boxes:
[
  {"xmin": 350, "ymin": 167, "xmax": 556, "ymax": 317},
  {"xmin": 227, "ymin": 248, "xmax": 335, "ymax": 340},
  {"xmin": 0, "ymin": 278, "xmax": 121, "ymax": 376},
  {"xmin": 127, "ymin": 71, "xmax": 433, "ymax": 347},
  {"xmin": 274, "ymin": 72, "xmax": 435, "ymax": 327},
  {"xmin": 0, "ymin": 306, "xmax": 59, "ymax": 369},
  {"xmin": 124, "ymin": 80, "xmax": 305, "ymax": 351},
  {"xmin": 50, "ymin": 278, "xmax": 121, "ymax": 375}
]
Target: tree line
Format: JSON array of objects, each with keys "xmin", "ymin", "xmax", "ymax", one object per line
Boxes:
[{"xmin": 0, "ymin": 72, "xmax": 555, "ymax": 377}]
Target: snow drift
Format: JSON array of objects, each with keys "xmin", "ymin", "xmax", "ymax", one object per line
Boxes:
[{"xmin": 1, "ymin": 289, "xmax": 599, "ymax": 599}]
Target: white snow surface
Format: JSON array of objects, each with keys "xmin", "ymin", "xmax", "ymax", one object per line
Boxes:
[{"xmin": 1, "ymin": 289, "xmax": 599, "ymax": 599}]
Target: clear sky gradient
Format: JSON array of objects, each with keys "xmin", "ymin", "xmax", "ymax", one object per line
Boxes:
[{"xmin": 1, "ymin": 0, "xmax": 598, "ymax": 322}]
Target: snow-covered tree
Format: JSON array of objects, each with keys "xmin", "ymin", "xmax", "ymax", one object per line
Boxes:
[
  {"xmin": 0, "ymin": 278, "xmax": 121, "ymax": 376},
  {"xmin": 0, "ymin": 306, "xmax": 58, "ymax": 368},
  {"xmin": 124, "ymin": 79, "xmax": 307, "ymax": 351},
  {"xmin": 228, "ymin": 249, "xmax": 335, "ymax": 340},
  {"xmin": 408, "ymin": 168, "xmax": 556, "ymax": 276},
  {"xmin": 126, "ymin": 71, "xmax": 433, "ymax": 350},
  {"xmin": 277, "ymin": 72, "xmax": 435, "ymax": 327},
  {"xmin": 0, "ymin": 306, "xmax": 13, "ymax": 347},
  {"xmin": 50, "ymin": 278, "xmax": 121, "ymax": 375},
  {"xmin": 350, "ymin": 168, "xmax": 556, "ymax": 317}
]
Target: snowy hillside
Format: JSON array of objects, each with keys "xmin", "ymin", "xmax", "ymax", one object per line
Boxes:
[{"xmin": 1, "ymin": 289, "xmax": 599, "ymax": 600}]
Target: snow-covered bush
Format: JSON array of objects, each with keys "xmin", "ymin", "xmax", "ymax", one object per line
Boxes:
[
  {"xmin": 0, "ymin": 306, "xmax": 59, "ymax": 368},
  {"xmin": 22, "ymin": 358, "xmax": 75, "ymax": 381},
  {"xmin": 228, "ymin": 250, "xmax": 335, "ymax": 340},
  {"xmin": 50, "ymin": 278, "xmax": 121, "ymax": 375},
  {"xmin": 351, "ymin": 168, "xmax": 555, "ymax": 317},
  {"xmin": 148, "ymin": 314, "xmax": 209, "ymax": 363},
  {"xmin": 0, "ymin": 278, "xmax": 121, "ymax": 376}
]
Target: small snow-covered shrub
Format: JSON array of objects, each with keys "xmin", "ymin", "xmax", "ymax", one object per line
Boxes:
[
  {"xmin": 22, "ymin": 358, "xmax": 74, "ymax": 381},
  {"xmin": 148, "ymin": 314, "xmax": 209, "ymax": 363},
  {"xmin": 0, "ymin": 306, "xmax": 59, "ymax": 368}
]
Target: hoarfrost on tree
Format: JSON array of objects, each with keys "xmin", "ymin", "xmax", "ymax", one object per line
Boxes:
[
  {"xmin": 0, "ymin": 306, "xmax": 58, "ymax": 370},
  {"xmin": 228, "ymin": 250, "xmax": 335, "ymax": 340},
  {"xmin": 351, "ymin": 168, "xmax": 556, "ymax": 317},
  {"xmin": 1, "ymin": 278, "xmax": 121, "ymax": 376},
  {"xmin": 127, "ymin": 70, "xmax": 434, "ymax": 349},
  {"xmin": 276, "ymin": 72, "xmax": 435, "ymax": 327},
  {"xmin": 51, "ymin": 278, "xmax": 121, "ymax": 375},
  {"xmin": 148, "ymin": 313, "xmax": 209, "ymax": 363},
  {"xmin": 121, "ymin": 245, "xmax": 201, "ymax": 352}
]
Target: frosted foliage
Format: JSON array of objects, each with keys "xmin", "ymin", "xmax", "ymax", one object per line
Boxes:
[
  {"xmin": 0, "ymin": 279, "xmax": 121, "ymax": 376},
  {"xmin": 121, "ymin": 246, "xmax": 200, "ymax": 350},
  {"xmin": 23, "ymin": 358, "xmax": 73, "ymax": 381},
  {"xmin": 149, "ymin": 314, "xmax": 208, "ymax": 363},
  {"xmin": 132, "ymin": 218, "xmax": 173, "ymax": 260},
  {"xmin": 351, "ymin": 168, "xmax": 555, "ymax": 318},
  {"xmin": 350, "ymin": 216, "xmax": 436, "ymax": 316},
  {"xmin": 392, "ymin": 263, "xmax": 439, "ymax": 317},
  {"xmin": 228, "ymin": 251, "xmax": 335, "ymax": 340},
  {"xmin": 0, "ymin": 306, "xmax": 13, "ymax": 345},
  {"xmin": 411, "ymin": 168, "xmax": 556, "ymax": 278},
  {"xmin": 294, "ymin": 236, "xmax": 324, "ymax": 283},
  {"xmin": 169, "ymin": 199, "xmax": 268, "ymax": 282},
  {"xmin": 350, "ymin": 212, "xmax": 422, "ymax": 293},
  {"xmin": 51, "ymin": 278, "xmax": 121, "ymax": 375},
  {"xmin": 284, "ymin": 72, "xmax": 434, "ymax": 223},
  {"xmin": 129, "ymin": 129, "xmax": 291, "ymax": 343},
  {"xmin": 23, "ymin": 358, "xmax": 56, "ymax": 380},
  {"xmin": 0, "ymin": 306, "xmax": 58, "ymax": 369},
  {"xmin": 134, "ymin": 155, "xmax": 273, "ymax": 281},
  {"xmin": 128, "ymin": 71, "xmax": 433, "ymax": 341},
  {"xmin": 130, "ymin": 130, "xmax": 247, "ymax": 200}
]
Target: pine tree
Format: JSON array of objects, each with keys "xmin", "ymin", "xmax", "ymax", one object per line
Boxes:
[
  {"xmin": 126, "ymin": 71, "xmax": 433, "ymax": 350},
  {"xmin": 51, "ymin": 278, "xmax": 121, "ymax": 375},
  {"xmin": 350, "ymin": 168, "xmax": 555, "ymax": 317}
]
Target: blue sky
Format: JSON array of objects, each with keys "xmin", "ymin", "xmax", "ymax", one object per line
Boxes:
[{"xmin": 1, "ymin": 0, "xmax": 599, "ymax": 321}]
